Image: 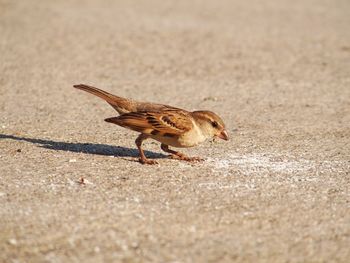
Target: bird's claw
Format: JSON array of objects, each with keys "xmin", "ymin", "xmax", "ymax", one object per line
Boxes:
[
  {"xmin": 169, "ymin": 155, "xmax": 204, "ymax": 162},
  {"xmin": 139, "ymin": 158, "xmax": 158, "ymax": 165},
  {"xmin": 185, "ymin": 156, "xmax": 204, "ymax": 162}
]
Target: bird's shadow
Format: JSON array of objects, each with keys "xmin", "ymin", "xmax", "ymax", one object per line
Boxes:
[{"xmin": 0, "ymin": 134, "xmax": 166, "ymax": 159}]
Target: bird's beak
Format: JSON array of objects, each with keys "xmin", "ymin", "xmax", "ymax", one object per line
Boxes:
[{"xmin": 217, "ymin": 129, "xmax": 229, "ymax": 141}]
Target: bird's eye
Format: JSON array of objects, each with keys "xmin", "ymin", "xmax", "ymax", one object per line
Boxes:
[{"xmin": 212, "ymin": 121, "xmax": 218, "ymax": 128}]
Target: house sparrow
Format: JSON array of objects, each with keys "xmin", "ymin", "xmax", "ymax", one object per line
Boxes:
[{"xmin": 73, "ymin": 84, "xmax": 229, "ymax": 165}]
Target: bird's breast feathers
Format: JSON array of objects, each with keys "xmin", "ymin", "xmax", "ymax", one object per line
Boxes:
[{"xmin": 150, "ymin": 121, "xmax": 207, "ymax": 148}]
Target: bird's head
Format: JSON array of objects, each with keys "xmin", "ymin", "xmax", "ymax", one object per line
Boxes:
[{"xmin": 192, "ymin": 111, "xmax": 229, "ymax": 141}]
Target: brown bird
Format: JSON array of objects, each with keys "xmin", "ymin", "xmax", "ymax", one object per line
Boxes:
[{"xmin": 73, "ymin": 84, "xmax": 229, "ymax": 164}]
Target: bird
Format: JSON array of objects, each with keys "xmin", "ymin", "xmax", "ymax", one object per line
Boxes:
[{"xmin": 73, "ymin": 84, "xmax": 229, "ymax": 165}]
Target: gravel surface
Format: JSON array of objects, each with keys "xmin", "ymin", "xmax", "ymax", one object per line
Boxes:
[{"xmin": 1, "ymin": 0, "xmax": 349, "ymax": 262}]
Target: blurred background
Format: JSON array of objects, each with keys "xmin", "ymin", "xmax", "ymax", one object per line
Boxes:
[
  {"xmin": 1, "ymin": 0, "xmax": 349, "ymax": 139},
  {"xmin": 1, "ymin": 0, "xmax": 349, "ymax": 262}
]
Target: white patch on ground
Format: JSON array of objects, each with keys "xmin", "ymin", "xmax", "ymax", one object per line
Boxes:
[
  {"xmin": 206, "ymin": 153, "xmax": 346, "ymax": 176},
  {"xmin": 200, "ymin": 153, "xmax": 349, "ymax": 191},
  {"xmin": 197, "ymin": 181, "xmax": 257, "ymax": 191}
]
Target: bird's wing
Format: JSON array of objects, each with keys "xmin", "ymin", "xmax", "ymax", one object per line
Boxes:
[{"xmin": 105, "ymin": 110, "xmax": 193, "ymax": 137}]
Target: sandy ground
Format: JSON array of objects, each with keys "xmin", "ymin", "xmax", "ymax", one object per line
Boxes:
[{"xmin": 1, "ymin": 0, "xmax": 350, "ymax": 262}]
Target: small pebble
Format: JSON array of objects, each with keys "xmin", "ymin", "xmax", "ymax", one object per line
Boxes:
[
  {"xmin": 8, "ymin": 239, "xmax": 17, "ymax": 245},
  {"xmin": 78, "ymin": 177, "xmax": 93, "ymax": 185},
  {"xmin": 78, "ymin": 177, "xmax": 85, "ymax": 185},
  {"xmin": 203, "ymin": 96, "xmax": 218, "ymax": 101}
]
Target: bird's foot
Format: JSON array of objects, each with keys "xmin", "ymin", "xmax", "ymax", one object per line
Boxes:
[
  {"xmin": 169, "ymin": 154, "xmax": 204, "ymax": 162},
  {"xmin": 139, "ymin": 158, "xmax": 158, "ymax": 165}
]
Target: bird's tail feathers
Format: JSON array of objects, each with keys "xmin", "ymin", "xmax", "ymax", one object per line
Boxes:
[
  {"xmin": 73, "ymin": 84, "xmax": 121, "ymax": 103},
  {"xmin": 73, "ymin": 84, "xmax": 135, "ymax": 114}
]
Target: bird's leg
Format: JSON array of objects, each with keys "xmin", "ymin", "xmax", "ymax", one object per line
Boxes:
[
  {"xmin": 135, "ymin": 134, "xmax": 158, "ymax": 165},
  {"xmin": 160, "ymin": 144, "xmax": 203, "ymax": 162}
]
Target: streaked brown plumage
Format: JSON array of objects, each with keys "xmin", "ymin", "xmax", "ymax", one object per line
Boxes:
[{"xmin": 73, "ymin": 84, "xmax": 229, "ymax": 164}]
